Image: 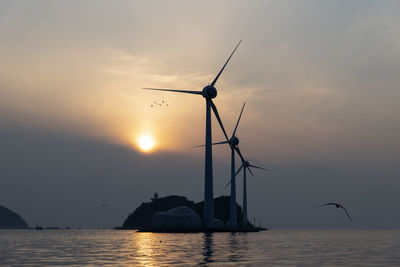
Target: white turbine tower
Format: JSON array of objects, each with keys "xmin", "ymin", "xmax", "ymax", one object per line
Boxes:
[
  {"xmin": 198, "ymin": 102, "xmax": 246, "ymax": 228},
  {"xmin": 143, "ymin": 41, "xmax": 241, "ymax": 228},
  {"xmin": 225, "ymin": 158, "xmax": 268, "ymax": 228}
]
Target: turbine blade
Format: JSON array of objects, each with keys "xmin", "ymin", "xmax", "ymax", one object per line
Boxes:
[
  {"xmin": 249, "ymin": 164, "xmax": 269, "ymax": 171},
  {"xmin": 235, "ymin": 165, "xmax": 243, "ymax": 176},
  {"xmin": 232, "ymin": 102, "xmax": 245, "ymax": 137},
  {"xmin": 234, "ymin": 146, "xmax": 245, "ymax": 163},
  {"xmin": 213, "ymin": 141, "xmax": 229, "ymax": 145},
  {"xmin": 210, "ymin": 100, "xmax": 229, "ymax": 141},
  {"xmin": 224, "ymin": 179, "xmax": 231, "ymax": 189},
  {"xmin": 247, "ymin": 166, "xmax": 254, "ymax": 176},
  {"xmin": 192, "ymin": 140, "xmax": 228, "ymax": 148},
  {"xmin": 142, "ymin": 88, "xmax": 202, "ymax": 95},
  {"xmin": 192, "ymin": 144, "xmax": 205, "ymax": 148},
  {"xmin": 224, "ymin": 168, "xmax": 239, "ymax": 189},
  {"xmin": 210, "ymin": 40, "xmax": 242, "ymax": 87}
]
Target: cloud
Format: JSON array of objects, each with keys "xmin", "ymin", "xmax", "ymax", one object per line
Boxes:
[{"xmin": 1, "ymin": 0, "xmax": 400, "ymax": 228}]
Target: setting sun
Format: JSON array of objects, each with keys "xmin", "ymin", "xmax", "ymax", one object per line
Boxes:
[{"xmin": 138, "ymin": 134, "xmax": 155, "ymax": 152}]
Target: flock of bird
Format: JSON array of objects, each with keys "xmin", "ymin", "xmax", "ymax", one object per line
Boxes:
[{"xmin": 150, "ymin": 100, "xmax": 168, "ymax": 108}]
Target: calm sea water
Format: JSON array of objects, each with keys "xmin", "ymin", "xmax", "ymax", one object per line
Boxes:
[{"xmin": 1, "ymin": 229, "xmax": 399, "ymax": 266}]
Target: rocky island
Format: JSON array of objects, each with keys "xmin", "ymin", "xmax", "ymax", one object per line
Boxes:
[
  {"xmin": 118, "ymin": 194, "xmax": 265, "ymax": 232},
  {"xmin": 0, "ymin": 205, "xmax": 28, "ymax": 229}
]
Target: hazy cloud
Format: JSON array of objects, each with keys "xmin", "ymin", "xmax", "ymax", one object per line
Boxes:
[{"xmin": 1, "ymin": 0, "xmax": 400, "ymax": 228}]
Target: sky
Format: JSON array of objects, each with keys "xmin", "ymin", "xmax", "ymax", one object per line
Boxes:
[{"xmin": 1, "ymin": 0, "xmax": 400, "ymax": 229}]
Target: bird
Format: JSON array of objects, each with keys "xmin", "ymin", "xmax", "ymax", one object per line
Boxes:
[{"xmin": 319, "ymin": 202, "xmax": 352, "ymax": 221}]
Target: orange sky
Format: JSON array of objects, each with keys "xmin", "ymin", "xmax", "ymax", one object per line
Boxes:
[
  {"xmin": 1, "ymin": 1, "xmax": 400, "ymax": 228},
  {"xmin": 1, "ymin": 1, "xmax": 399, "ymax": 164}
]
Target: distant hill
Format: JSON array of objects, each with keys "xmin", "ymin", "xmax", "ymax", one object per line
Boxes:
[
  {"xmin": 120, "ymin": 195, "xmax": 249, "ymax": 229},
  {"xmin": 0, "ymin": 205, "xmax": 28, "ymax": 229}
]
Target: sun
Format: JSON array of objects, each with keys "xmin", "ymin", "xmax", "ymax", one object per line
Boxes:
[{"xmin": 138, "ymin": 134, "xmax": 155, "ymax": 152}]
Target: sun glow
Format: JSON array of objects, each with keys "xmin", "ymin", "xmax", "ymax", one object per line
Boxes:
[{"xmin": 138, "ymin": 134, "xmax": 155, "ymax": 152}]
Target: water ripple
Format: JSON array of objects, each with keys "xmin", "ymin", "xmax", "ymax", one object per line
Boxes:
[{"xmin": 1, "ymin": 230, "xmax": 399, "ymax": 266}]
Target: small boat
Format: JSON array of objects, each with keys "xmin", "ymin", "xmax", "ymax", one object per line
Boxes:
[{"xmin": 35, "ymin": 223, "xmax": 43, "ymax": 230}]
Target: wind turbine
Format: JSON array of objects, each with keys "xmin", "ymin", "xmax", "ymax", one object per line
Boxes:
[
  {"xmin": 225, "ymin": 158, "xmax": 268, "ymax": 228},
  {"xmin": 143, "ymin": 41, "xmax": 241, "ymax": 228},
  {"xmin": 196, "ymin": 102, "xmax": 246, "ymax": 228}
]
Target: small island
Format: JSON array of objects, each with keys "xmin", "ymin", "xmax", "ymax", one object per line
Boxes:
[
  {"xmin": 0, "ymin": 205, "xmax": 28, "ymax": 229},
  {"xmin": 117, "ymin": 193, "xmax": 266, "ymax": 232}
]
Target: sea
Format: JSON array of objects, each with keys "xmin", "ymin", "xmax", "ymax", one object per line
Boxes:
[{"xmin": 1, "ymin": 229, "xmax": 399, "ymax": 266}]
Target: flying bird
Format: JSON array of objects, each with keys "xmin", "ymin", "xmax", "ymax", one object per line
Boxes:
[{"xmin": 319, "ymin": 202, "xmax": 352, "ymax": 221}]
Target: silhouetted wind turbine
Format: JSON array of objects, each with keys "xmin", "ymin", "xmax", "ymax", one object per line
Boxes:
[
  {"xmin": 143, "ymin": 41, "xmax": 241, "ymax": 228},
  {"xmin": 195, "ymin": 102, "xmax": 246, "ymax": 228},
  {"xmin": 225, "ymin": 157, "xmax": 268, "ymax": 228},
  {"xmin": 224, "ymin": 102, "xmax": 245, "ymax": 228}
]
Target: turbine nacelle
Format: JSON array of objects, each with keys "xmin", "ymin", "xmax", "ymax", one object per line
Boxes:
[
  {"xmin": 230, "ymin": 136, "xmax": 239, "ymax": 146},
  {"xmin": 202, "ymin": 85, "xmax": 217, "ymax": 99},
  {"xmin": 243, "ymin": 160, "xmax": 250, "ymax": 167}
]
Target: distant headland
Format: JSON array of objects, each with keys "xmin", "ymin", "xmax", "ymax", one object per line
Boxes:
[
  {"xmin": 0, "ymin": 205, "xmax": 28, "ymax": 229},
  {"xmin": 117, "ymin": 194, "xmax": 266, "ymax": 232}
]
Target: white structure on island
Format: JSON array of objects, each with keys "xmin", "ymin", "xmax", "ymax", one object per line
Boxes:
[
  {"xmin": 152, "ymin": 206, "xmax": 202, "ymax": 231},
  {"xmin": 143, "ymin": 41, "xmax": 241, "ymax": 228}
]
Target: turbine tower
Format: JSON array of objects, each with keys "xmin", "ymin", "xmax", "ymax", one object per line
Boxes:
[
  {"xmin": 226, "ymin": 158, "xmax": 268, "ymax": 228},
  {"xmin": 143, "ymin": 41, "xmax": 241, "ymax": 228}
]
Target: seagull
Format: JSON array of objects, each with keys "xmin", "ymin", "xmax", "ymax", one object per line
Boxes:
[{"xmin": 319, "ymin": 202, "xmax": 352, "ymax": 221}]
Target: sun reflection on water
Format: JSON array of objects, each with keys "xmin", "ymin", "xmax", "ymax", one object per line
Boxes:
[
  {"xmin": 123, "ymin": 231, "xmax": 216, "ymax": 266},
  {"xmin": 131, "ymin": 232, "xmax": 158, "ymax": 266}
]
